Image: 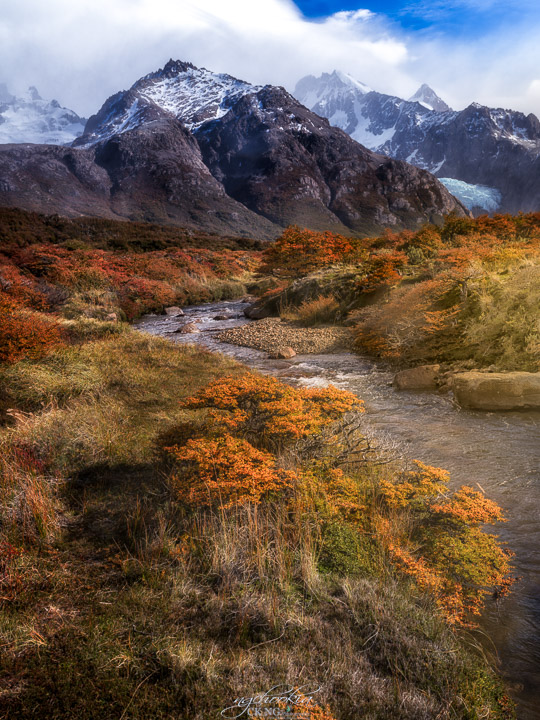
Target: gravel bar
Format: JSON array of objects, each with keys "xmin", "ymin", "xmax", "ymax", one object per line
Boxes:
[{"xmin": 218, "ymin": 318, "xmax": 353, "ymax": 355}]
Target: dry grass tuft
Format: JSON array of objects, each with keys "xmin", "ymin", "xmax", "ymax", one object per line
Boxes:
[{"xmin": 281, "ymin": 295, "xmax": 340, "ymax": 326}]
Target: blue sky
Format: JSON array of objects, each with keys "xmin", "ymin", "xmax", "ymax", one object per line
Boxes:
[{"xmin": 293, "ymin": 0, "xmax": 537, "ymax": 38}]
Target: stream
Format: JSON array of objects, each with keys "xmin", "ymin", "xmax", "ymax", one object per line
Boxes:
[{"xmin": 136, "ymin": 299, "xmax": 540, "ymax": 720}]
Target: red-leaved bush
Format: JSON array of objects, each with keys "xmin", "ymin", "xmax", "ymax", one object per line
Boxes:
[{"xmin": 0, "ymin": 292, "xmax": 64, "ymax": 364}]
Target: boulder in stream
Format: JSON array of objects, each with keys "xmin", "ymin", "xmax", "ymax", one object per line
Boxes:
[
  {"xmin": 176, "ymin": 322, "xmax": 200, "ymax": 334},
  {"xmin": 164, "ymin": 306, "xmax": 184, "ymax": 317},
  {"xmin": 452, "ymin": 371, "xmax": 540, "ymax": 410},
  {"xmin": 270, "ymin": 346, "xmax": 297, "ymax": 359}
]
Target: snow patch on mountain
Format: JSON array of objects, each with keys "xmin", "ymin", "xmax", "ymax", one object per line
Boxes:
[
  {"xmin": 77, "ymin": 60, "xmax": 263, "ymax": 148},
  {"xmin": 439, "ymin": 178, "xmax": 501, "ymax": 212},
  {"xmin": 349, "ymin": 110, "xmax": 397, "ymax": 150},
  {"xmin": 137, "ymin": 63, "xmax": 261, "ymax": 130},
  {"xmin": 294, "ymin": 71, "xmax": 371, "ymax": 121},
  {"xmin": 0, "ymin": 85, "xmax": 85, "ymax": 145}
]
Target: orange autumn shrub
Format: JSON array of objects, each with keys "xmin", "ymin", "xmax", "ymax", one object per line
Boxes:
[
  {"xmin": 0, "ymin": 259, "xmax": 50, "ymax": 309},
  {"xmin": 360, "ymin": 251, "xmax": 407, "ymax": 292},
  {"xmin": 431, "ymin": 485, "xmax": 505, "ymax": 524},
  {"xmin": 299, "ymin": 465, "xmax": 366, "ymax": 522},
  {"xmin": 260, "ymin": 213, "xmax": 540, "ymax": 280},
  {"xmin": 260, "ymin": 225, "xmax": 362, "ymax": 278},
  {"xmin": 380, "ymin": 461, "xmax": 513, "ymax": 626},
  {"xmin": 401, "ymin": 224, "xmax": 442, "ymax": 260},
  {"xmin": 380, "ymin": 461, "xmax": 449, "ymax": 508},
  {"xmin": 179, "ymin": 374, "xmax": 363, "ymax": 451},
  {"xmin": 166, "ymin": 434, "xmax": 296, "ymax": 509},
  {"xmin": 0, "ymin": 292, "xmax": 64, "ymax": 364}
]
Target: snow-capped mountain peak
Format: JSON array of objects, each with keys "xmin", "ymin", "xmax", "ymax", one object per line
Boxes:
[
  {"xmin": 294, "ymin": 70, "xmax": 379, "ymax": 143},
  {"xmin": 136, "ymin": 62, "xmax": 260, "ymax": 130},
  {"xmin": 0, "ymin": 85, "xmax": 86, "ymax": 145},
  {"xmin": 294, "ymin": 70, "xmax": 370, "ymax": 110},
  {"xmin": 333, "ymin": 70, "xmax": 371, "ymax": 94},
  {"xmin": 408, "ymin": 84, "xmax": 451, "ymax": 112},
  {"xmin": 76, "ymin": 59, "xmax": 263, "ymax": 147}
]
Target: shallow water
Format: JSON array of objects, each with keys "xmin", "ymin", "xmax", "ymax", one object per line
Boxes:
[{"xmin": 137, "ymin": 300, "xmax": 540, "ymax": 719}]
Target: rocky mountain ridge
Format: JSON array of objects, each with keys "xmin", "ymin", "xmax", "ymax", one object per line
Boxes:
[
  {"xmin": 0, "ymin": 60, "xmax": 467, "ymax": 237},
  {"xmin": 294, "ymin": 71, "xmax": 540, "ymax": 213}
]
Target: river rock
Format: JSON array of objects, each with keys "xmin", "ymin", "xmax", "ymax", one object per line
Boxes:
[
  {"xmin": 176, "ymin": 322, "xmax": 200, "ymax": 334},
  {"xmin": 452, "ymin": 371, "xmax": 540, "ymax": 410},
  {"xmin": 271, "ymin": 346, "xmax": 297, "ymax": 359},
  {"xmin": 394, "ymin": 364, "xmax": 440, "ymax": 391},
  {"xmin": 244, "ymin": 301, "xmax": 274, "ymax": 320},
  {"xmin": 165, "ymin": 306, "xmax": 184, "ymax": 316},
  {"xmin": 213, "ymin": 314, "xmax": 231, "ymax": 320}
]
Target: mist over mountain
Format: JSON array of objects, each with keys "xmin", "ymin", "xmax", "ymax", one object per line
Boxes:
[{"xmin": 0, "ymin": 84, "xmax": 85, "ymax": 145}]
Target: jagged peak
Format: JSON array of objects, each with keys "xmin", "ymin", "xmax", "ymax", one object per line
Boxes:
[
  {"xmin": 409, "ymin": 84, "xmax": 451, "ymax": 112},
  {"xmin": 0, "ymin": 83, "xmax": 85, "ymax": 145},
  {"xmin": 25, "ymin": 86, "xmax": 42, "ymax": 102},
  {"xmin": 159, "ymin": 59, "xmax": 197, "ymax": 77},
  {"xmin": 297, "ymin": 70, "xmax": 371, "ymax": 94},
  {"xmin": 77, "ymin": 59, "xmax": 261, "ymax": 148},
  {"xmin": 413, "ymin": 83, "xmax": 436, "ymax": 95},
  {"xmin": 141, "ymin": 59, "xmax": 197, "ymax": 83}
]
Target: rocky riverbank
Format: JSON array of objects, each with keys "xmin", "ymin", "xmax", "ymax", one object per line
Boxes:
[{"xmin": 219, "ymin": 317, "xmax": 353, "ymax": 356}]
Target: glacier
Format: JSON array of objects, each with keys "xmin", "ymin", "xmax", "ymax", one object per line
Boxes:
[{"xmin": 438, "ymin": 178, "xmax": 502, "ymax": 213}]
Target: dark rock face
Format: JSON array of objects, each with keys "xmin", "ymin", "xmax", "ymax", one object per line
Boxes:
[
  {"xmin": 407, "ymin": 105, "xmax": 540, "ymax": 214},
  {"xmin": 295, "ymin": 71, "xmax": 540, "ymax": 214},
  {"xmin": 0, "ymin": 60, "xmax": 468, "ymax": 238},
  {"xmin": 0, "ymin": 144, "xmax": 114, "ymax": 218},
  {"xmin": 196, "ymin": 85, "xmax": 466, "ymax": 235},
  {"xmin": 91, "ymin": 118, "xmax": 278, "ymax": 236},
  {"xmin": 0, "ymin": 120, "xmax": 279, "ymax": 239}
]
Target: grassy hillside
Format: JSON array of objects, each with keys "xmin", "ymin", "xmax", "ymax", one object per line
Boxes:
[{"xmin": 0, "ymin": 332, "xmax": 514, "ymax": 719}]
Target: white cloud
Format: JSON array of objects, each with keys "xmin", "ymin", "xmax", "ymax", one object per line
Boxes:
[{"xmin": 0, "ymin": 0, "xmax": 540, "ymax": 119}]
